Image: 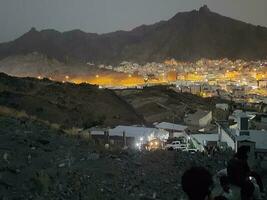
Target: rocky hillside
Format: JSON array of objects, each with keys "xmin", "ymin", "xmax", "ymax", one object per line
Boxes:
[
  {"xmin": 0, "ymin": 73, "xmax": 144, "ymax": 128},
  {"xmin": 0, "ymin": 115, "xmax": 234, "ymax": 200},
  {"xmin": 0, "ymin": 5, "xmax": 266, "ymax": 64},
  {"xmin": 0, "ymin": 53, "xmax": 67, "ymax": 77},
  {"xmin": 116, "ymin": 86, "xmax": 225, "ymax": 123}
]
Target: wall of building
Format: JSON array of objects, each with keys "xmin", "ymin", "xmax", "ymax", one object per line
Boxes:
[
  {"xmin": 199, "ymin": 111, "xmax": 212, "ymax": 127},
  {"xmin": 219, "ymin": 128, "xmax": 235, "ymax": 150}
]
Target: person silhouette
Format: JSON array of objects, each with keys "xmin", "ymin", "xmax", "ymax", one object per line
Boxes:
[
  {"xmin": 181, "ymin": 166, "xmax": 213, "ymax": 200},
  {"xmin": 227, "ymin": 146, "xmax": 264, "ymax": 199},
  {"xmin": 241, "ymin": 179, "xmax": 255, "ymax": 200},
  {"xmin": 227, "ymin": 146, "xmax": 250, "ymax": 187}
]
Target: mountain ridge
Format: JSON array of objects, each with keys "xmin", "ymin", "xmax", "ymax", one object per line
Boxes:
[{"xmin": 0, "ymin": 5, "xmax": 267, "ymax": 64}]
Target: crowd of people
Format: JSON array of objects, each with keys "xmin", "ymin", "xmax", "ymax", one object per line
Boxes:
[{"xmin": 181, "ymin": 146, "xmax": 265, "ymax": 200}]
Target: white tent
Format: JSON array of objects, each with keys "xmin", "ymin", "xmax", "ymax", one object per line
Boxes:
[{"xmin": 109, "ymin": 125, "xmax": 169, "ymax": 142}]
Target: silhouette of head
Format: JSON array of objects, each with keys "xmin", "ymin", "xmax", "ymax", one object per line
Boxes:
[
  {"xmin": 236, "ymin": 146, "xmax": 250, "ymax": 160},
  {"xmin": 182, "ymin": 167, "xmax": 213, "ymax": 200}
]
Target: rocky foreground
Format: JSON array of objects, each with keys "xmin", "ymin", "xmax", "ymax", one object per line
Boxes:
[{"xmin": 0, "ymin": 115, "xmax": 265, "ymax": 200}]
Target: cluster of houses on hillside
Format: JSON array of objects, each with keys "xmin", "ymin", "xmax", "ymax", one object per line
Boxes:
[
  {"xmin": 86, "ymin": 109, "xmax": 212, "ymax": 148},
  {"xmin": 81, "ymin": 105, "xmax": 267, "ymax": 169}
]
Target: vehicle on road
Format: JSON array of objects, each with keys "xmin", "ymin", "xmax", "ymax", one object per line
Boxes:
[{"xmin": 165, "ymin": 140, "xmax": 187, "ymax": 151}]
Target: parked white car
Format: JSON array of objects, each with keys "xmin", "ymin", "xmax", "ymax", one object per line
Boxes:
[{"xmin": 165, "ymin": 141, "xmax": 187, "ymax": 150}]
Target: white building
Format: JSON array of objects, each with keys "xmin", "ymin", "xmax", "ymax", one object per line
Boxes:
[
  {"xmin": 217, "ymin": 113, "xmax": 267, "ymax": 168},
  {"xmin": 108, "ymin": 125, "xmax": 169, "ymax": 145},
  {"xmin": 86, "ymin": 126, "xmax": 168, "ymax": 149},
  {"xmin": 229, "ymin": 110, "xmax": 256, "ymax": 122},
  {"xmin": 184, "ymin": 109, "xmax": 212, "ymax": 127}
]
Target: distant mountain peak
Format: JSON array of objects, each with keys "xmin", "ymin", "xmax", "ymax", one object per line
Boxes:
[
  {"xmin": 199, "ymin": 5, "xmax": 211, "ymax": 13},
  {"xmin": 0, "ymin": 6, "xmax": 267, "ymax": 64}
]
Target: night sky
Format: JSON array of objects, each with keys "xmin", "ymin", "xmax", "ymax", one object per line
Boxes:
[{"xmin": 1, "ymin": 0, "xmax": 267, "ymax": 42}]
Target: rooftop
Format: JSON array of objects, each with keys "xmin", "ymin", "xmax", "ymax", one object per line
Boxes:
[
  {"xmin": 186, "ymin": 109, "xmax": 211, "ymax": 120},
  {"xmin": 155, "ymin": 122, "xmax": 187, "ymax": 131},
  {"xmin": 109, "ymin": 125, "xmax": 168, "ymax": 139},
  {"xmin": 237, "ymin": 130, "xmax": 267, "ymax": 150}
]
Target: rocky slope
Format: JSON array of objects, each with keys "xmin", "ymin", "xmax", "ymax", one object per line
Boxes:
[
  {"xmin": 116, "ymin": 86, "xmax": 225, "ymax": 123},
  {"xmin": 0, "ymin": 115, "xmax": 235, "ymax": 200},
  {"xmin": 0, "ymin": 73, "xmax": 144, "ymax": 128}
]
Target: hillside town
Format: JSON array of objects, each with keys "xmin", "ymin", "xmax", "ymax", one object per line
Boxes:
[{"xmin": 95, "ymin": 59, "xmax": 267, "ymax": 104}]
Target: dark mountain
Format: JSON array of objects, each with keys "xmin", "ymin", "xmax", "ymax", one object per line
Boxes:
[
  {"xmin": 0, "ymin": 5, "xmax": 267, "ymax": 64},
  {"xmin": 0, "ymin": 73, "xmax": 145, "ymax": 128}
]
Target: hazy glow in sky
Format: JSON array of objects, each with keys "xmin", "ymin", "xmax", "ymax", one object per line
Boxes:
[{"xmin": 0, "ymin": 0, "xmax": 267, "ymax": 42}]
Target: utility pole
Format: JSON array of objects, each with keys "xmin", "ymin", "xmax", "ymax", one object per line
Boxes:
[{"xmin": 123, "ymin": 131, "xmax": 127, "ymax": 148}]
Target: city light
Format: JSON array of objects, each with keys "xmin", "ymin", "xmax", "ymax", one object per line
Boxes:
[{"xmin": 30, "ymin": 58, "xmax": 267, "ymax": 100}]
